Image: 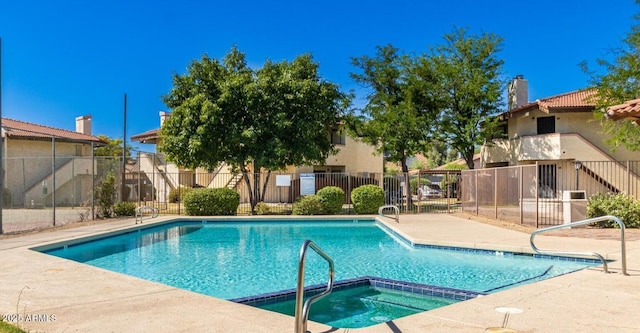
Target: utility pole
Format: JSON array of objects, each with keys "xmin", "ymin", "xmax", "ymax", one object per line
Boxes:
[{"xmin": 122, "ymin": 93, "xmax": 127, "ymax": 202}]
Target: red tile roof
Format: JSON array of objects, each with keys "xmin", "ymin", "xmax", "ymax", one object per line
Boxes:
[
  {"xmin": 508, "ymin": 89, "xmax": 597, "ymax": 115},
  {"xmin": 1, "ymin": 118, "xmax": 105, "ymax": 144},
  {"xmin": 130, "ymin": 129, "xmax": 160, "ymax": 143},
  {"xmin": 605, "ymin": 98, "xmax": 640, "ymax": 121}
]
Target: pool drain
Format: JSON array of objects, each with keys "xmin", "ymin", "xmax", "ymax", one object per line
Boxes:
[{"xmin": 485, "ymin": 307, "xmax": 522, "ymax": 333}]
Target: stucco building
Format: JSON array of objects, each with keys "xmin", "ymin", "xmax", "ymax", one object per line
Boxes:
[
  {"xmin": 130, "ymin": 112, "xmax": 383, "ymax": 203},
  {"xmin": 2, "ymin": 116, "xmax": 105, "ymax": 207}
]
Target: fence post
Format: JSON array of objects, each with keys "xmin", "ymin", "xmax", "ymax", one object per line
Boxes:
[
  {"xmin": 535, "ymin": 161, "xmax": 539, "ymax": 228},
  {"xmin": 52, "ymin": 137, "xmax": 56, "ymax": 226},
  {"xmin": 494, "ymin": 168, "xmax": 498, "ymax": 219},
  {"xmin": 91, "ymin": 143, "xmax": 95, "ymax": 220},
  {"xmin": 519, "ymin": 166, "xmax": 523, "ymax": 225},
  {"xmin": 475, "ymin": 169, "xmax": 479, "ymax": 215},
  {"xmin": 627, "ymin": 160, "xmax": 631, "ymax": 195},
  {"xmin": 447, "ymin": 171, "xmax": 451, "ymax": 213}
]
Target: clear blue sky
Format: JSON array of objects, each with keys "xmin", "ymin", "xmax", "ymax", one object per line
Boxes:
[{"xmin": 1, "ymin": 0, "xmax": 637, "ymax": 153}]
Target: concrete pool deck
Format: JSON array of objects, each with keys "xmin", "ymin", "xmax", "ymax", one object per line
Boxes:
[{"xmin": 0, "ymin": 214, "xmax": 638, "ymax": 332}]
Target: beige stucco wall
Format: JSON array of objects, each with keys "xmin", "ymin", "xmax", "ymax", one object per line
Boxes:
[
  {"xmin": 3, "ymin": 138, "xmax": 96, "ymax": 207},
  {"xmin": 6, "ymin": 138, "xmax": 92, "ymax": 158},
  {"xmin": 484, "ymin": 110, "xmax": 640, "ymax": 166},
  {"xmin": 294, "ymin": 136, "xmax": 382, "ymax": 175}
]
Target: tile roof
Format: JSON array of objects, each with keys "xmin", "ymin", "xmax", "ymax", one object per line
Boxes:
[
  {"xmin": 605, "ymin": 98, "xmax": 640, "ymax": 121},
  {"xmin": 130, "ymin": 129, "xmax": 160, "ymax": 143},
  {"xmin": 1, "ymin": 118, "xmax": 105, "ymax": 144},
  {"xmin": 508, "ymin": 89, "xmax": 597, "ymax": 115}
]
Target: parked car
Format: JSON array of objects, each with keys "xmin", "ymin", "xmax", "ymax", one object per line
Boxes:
[{"xmin": 420, "ymin": 184, "xmax": 443, "ymax": 199}]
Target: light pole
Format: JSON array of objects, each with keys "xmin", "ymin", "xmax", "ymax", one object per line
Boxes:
[{"xmin": 573, "ymin": 160, "xmax": 582, "ymax": 190}]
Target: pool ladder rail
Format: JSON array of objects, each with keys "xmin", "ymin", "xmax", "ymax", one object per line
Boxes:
[
  {"xmin": 134, "ymin": 206, "xmax": 160, "ymax": 224},
  {"xmin": 294, "ymin": 240, "xmax": 334, "ymax": 333},
  {"xmin": 378, "ymin": 205, "xmax": 400, "ymax": 223},
  {"xmin": 530, "ymin": 215, "xmax": 627, "ymax": 275}
]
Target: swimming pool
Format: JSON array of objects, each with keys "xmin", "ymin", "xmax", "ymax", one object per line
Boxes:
[{"xmin": 42, "ymin": 219, "xmax": 597, "ymax": 301}]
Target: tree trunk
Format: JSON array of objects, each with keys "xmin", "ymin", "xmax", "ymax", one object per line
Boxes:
[{"xmin": 401, "ymin": 155, "xmax": 412, "ymax": 208}]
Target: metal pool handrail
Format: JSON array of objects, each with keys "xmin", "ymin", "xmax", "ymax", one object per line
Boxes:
[
  {"xmin": 135, "ymin": 206, "xmax": 159, "ymax": 224},
  {"xmin": 378, "ymin": 205, "xmax": 399, "ymax": 223},
  {"xmin": 529, "ymin": 215, "xmax": 627, "ymax": 275},
  {"xmin": 294, "ymin": 240, "xmax": 334, "ymax": 333}
]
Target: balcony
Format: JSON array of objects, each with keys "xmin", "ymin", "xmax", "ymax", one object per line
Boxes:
[{"xmin": 482, "ymin": 133, "xmax": 615, "ymax": 165}]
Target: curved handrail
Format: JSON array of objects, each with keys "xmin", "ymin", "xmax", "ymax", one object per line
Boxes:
[
  {"xmin": 529, "ymin": 215, "xmax": 627, "ymax": 275},
  {"xmin": 135, "ymin": 206, "xmax": 160, "ymax": 224},
  {"xmin": 378, "ymin": 205, "xmax": 399, "ymax": 223},
  {"xmin": 294, "ymin": 240, "xmax": 334, "ymax": 333}
]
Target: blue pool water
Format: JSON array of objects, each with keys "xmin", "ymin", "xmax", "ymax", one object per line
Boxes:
[
  {"xmin": 43, "ymin": 220, "xmax": 596, "ymax": 300},
  {"xmin": 260, "ymin": 284, "xmax": 458, "ymax": 328}
]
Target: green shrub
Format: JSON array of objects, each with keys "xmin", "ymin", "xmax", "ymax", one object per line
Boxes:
[
  {"xmin": 114, "ymin": 201, "xmax": 137, "ymax": 216},
  {"xmin": 169, "ymin": 186, "xmax": 193, "ymax": 203},
  {"xmin": 293, "ymin": 195, "xmax": 324, "ymax": 215},
  {"xmin": 254, "ymin": 202, "xmax": 271, "ymax": 215},
  {"xmin": 96, "ymin": 172, "xmax": 116, "ymax": 218},
  {"xmin": 317, "ymin": 186, "xmax": 345, "ymax": 214},
  {"xmin": 587, "ymin": 193, "xmax": 640, "ymax": 228},
  {"xmin": 351, "ymin": 185, "xmax": 385, "ymax": 214},
  {"xmin": 183, "ymin": 188, "xmax": 240, "ymax": 216}
]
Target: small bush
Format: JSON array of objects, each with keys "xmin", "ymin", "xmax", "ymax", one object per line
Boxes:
[
  {"xmin": 183, "ymin": 188, "xmax": 240, "ymax": 216},
  {"xmin": 254, "ymin": 202, "xmax": 271, "ymax": 215},
  {"xmin": 169, "ymin": 186, "xmax": 193, "ymax": 203},
  {"xmin": 317, "ymin": 186, "xmax": 345, "ymax": 214},
  {"xmin": 351, "ymin": 185, "xmax": 385, "ymax": 214},
  {"xmin": 587, "ymin": 193, "xmax": 640, "ymax": 228},
  {"xmin": 114, "ymin": 201, "xmax": 137, "ymax": 217},
  {"xmin": 96, "ymin": 172, "xmax": 116, "ymax": 218},
  {"xmin": 293, "ymin": 195, "xmax": 324, "ymax": 215}
]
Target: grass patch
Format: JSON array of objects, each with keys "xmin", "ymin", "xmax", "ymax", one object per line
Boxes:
[{"xmin": 0, "ymin": 321, "xmax": 27, "ymax": 333}]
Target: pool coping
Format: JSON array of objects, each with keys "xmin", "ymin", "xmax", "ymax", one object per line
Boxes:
[{"xmin": 1, "ymin": 214, "xmax": 638, "ymax": 332}]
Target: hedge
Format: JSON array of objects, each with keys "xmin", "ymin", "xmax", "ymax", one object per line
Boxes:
[
  {"xmin": 351, "ymin": 185, "xmax": 384, "ymax": 214},
  {"xmin": 317, "ymin": 186, "xmax": 345, "ymax": 214},
  {"xmin": 183, "ymin": 188, "xmax": 240, "ymax": 216}
]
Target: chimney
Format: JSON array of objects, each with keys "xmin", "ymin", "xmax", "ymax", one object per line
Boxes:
[
  {"xmin": 159, "ymin": 111, "xmax": 171, "ymax": 126},
  {"xmin": 508, "ymin": 75, "xmax": 528, "ymax": 110},
  {"xmin": 75, "ymin": 115, "xmax": 92, "ymax": 135}
]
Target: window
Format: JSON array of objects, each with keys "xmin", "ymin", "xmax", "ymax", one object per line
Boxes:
[
  {"xmin": 537, "ymin": 116, "xmax": 555, "ymax": 134},
  {"xmin": 331, "ymin": 129, "xmax": 346, "ymax": 145}
]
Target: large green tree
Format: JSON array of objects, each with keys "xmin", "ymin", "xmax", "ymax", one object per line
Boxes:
[
  {"xmin": 93, "ymin": 134, "xmax": 133, "ymax": 177},
  {"xmin": 348, "ymin": 45, "xmax": 437, "ymax": 174},
  {"xmin": 160, "ymin": 47, "xmax": 349, "ymax": 213},
  {"xmin": 582, "ymin": 1, "xmax": 640, "ymax": 151},
  {"xmin": 93, "ymin": 135, "xmax": 132, "ymax": 158},
  {"xmin": 417, "ymin": 27, "xmax": 506, "ymax": 169}
]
